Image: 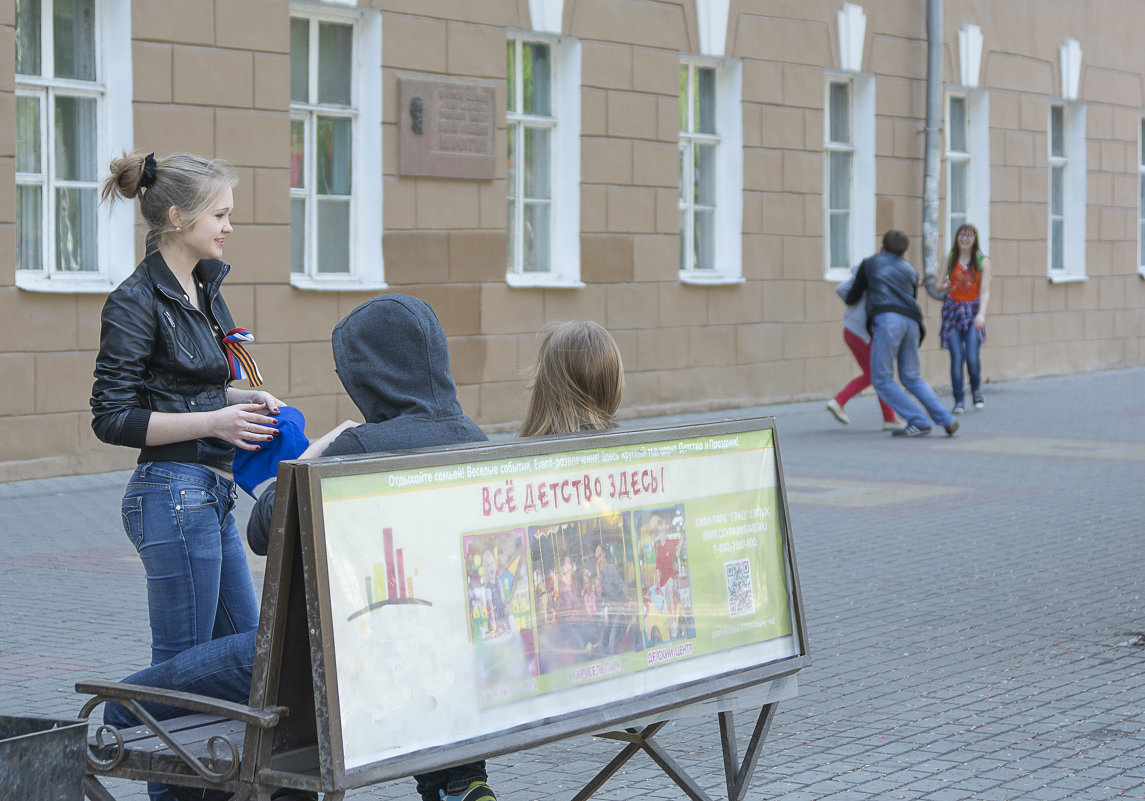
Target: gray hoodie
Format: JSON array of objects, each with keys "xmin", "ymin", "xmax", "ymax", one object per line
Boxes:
[{"xmin": 246, "ymin": 294, "xmax": 487, "ymax": 554}]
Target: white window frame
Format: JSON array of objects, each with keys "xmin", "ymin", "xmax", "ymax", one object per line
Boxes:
[
  {"xmin": 945, "ymin": 89, "xmax": 991, "ymax": 255},
  {"xmin": 1048, "ymin": 101, "xmax": 1087, "ymax": 282},
  {"xmin": 945, "ymin": 93, "xmax": 970, "ymax": 247},
  {"xmin": 1138, "ymin": 118, "xmax": 1145, "ymax": 278},
  {"xmin": 15, "ymin": 0, "xmax": 133, "ymax": 293},
  {"xmin": 289, "ymin": 3, "xmax": 383, "ymax": 291},
  {"xmin": 505, "ymin": 32, "xmax": 582, "ymax": 289},
  {"xmin": 824, "ymin": 73, "xmax": 874, "ymax": 281},
  {"xmin": 678, "ymin": 56, "xmax": 742, "ymax": 285}
]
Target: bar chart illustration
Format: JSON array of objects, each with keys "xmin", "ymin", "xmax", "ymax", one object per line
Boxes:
[{"xmin": 347, "ymin": 526, "xmax": 432, "ymax": 621}]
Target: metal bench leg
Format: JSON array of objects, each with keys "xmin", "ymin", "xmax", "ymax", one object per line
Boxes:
[
  {"xmin": 83, "ymin": 775, "xmax": 118, "ymax": 801},
  {"xmin": 718, "ymin": 702, "xmax": 779, "ymax": 801},
  {"xmin": 581, "ymin": 721, "xmax": 714, "ymax": 801},
  {"xmin": 638, "ymin": 732, "xmax": 712, "ymax": 801},
  {"xmin": 574, "ymin": 723, "xmax": 666, "ymax": 801},
  {"xmin": 572, "ymin": 723, "xmax": 664, "ymax": 801},
  {"xmin": 577, "ymin": 704, "xmax": 781, "ymax": 801}
]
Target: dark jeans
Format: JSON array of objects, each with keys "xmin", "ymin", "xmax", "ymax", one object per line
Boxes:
[
  {"xmin": 947, "ymin": 326, "xmax": 982, "ymax": 405},
  {"xmin": 105, "ymin": 631, "xmax": 487, "ymax": 801}
]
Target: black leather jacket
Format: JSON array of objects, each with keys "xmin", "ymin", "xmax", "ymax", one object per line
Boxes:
[
  {"xmin": 91, "ymin": 250, "xmax": 238, "ymax": 472},
  {"xmin": 843, "ymin": 250, "xmax": 926, "ymax": 341}
]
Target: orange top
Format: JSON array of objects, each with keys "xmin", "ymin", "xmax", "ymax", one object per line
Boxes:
[{"xmin": 947, "ymin": 260, "xmax": 982, "ymax": 303}]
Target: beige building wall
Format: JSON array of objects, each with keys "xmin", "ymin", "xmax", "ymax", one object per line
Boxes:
[{"xmin": 0, "ymin": 0, "xmax": 1142, "ymax": 481}]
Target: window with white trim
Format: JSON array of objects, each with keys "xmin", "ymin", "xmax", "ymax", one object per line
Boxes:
[
  {"xmin": 946, "ymin": 95, "xmax": 969, "ymax": 240},
  {"xmin": 824, "ymin": 74, "xmax": 874, "ymax": 280},
  {"xmin": 1138, "ymin": 119, "xmax": 1145, "ymax": 276},
  {"xmin": 16, "ymin": 0, "xmax": 133, "ymax": 291},
  {"xmin": 944, "ymin": 89, "xmax": 990, "ymax": 256},
  {"xmin": 506, "ymin": 33, "xmax": 581, "ymax": 287},
  {"xmin": 289, "ymin": 4, "xmax": 383, "ymax": 289},
  {"xmin": 826, "ymin": 80, "xmax": 853, "ymax": 273},
  {"xmin": 1048, "ymin": 102, "xmax": 1087, "ymax": 280},
  {"xmin": 1049, "ymin": 105, "xmax": 1065, "ymax": 272},
  {"xmin": 678, "ymin": 58, "xmax": 742, "ymax": 284}
]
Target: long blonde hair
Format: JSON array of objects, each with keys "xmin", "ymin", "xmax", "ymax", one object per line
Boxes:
[
  {"xmin": 520, "ymin": 321, "xmax": 624, "ymax": 437},
  {"xmin": 102, "ymin": 150, "xmax": 237, "ymax": 254}
]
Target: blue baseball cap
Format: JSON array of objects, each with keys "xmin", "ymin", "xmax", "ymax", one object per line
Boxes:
[{"xmin": 233, "ymin": 405, "xmax": 309, "ymax": 498}]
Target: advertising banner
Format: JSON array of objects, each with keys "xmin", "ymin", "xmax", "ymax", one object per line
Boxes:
[{"xmin": 314, "ymin": 424, "xmax": 801, "ymax": 770}]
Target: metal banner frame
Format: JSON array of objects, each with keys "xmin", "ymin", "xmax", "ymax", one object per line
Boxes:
[{"xmin": 245, "ymin": 417, "xmax": 810, "ymax": 797}]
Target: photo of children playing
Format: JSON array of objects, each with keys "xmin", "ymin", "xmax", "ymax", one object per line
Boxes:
[
  {"xmin": 463, "ymin": 528, "xmax": 538, "ymax": 688},
  {"xmin": 529, "ymin": 512, "xmax": 640, "ymax": 673},
  {"xmin": 635, "ymin": 505, "xmax": 696, "ymax": 647}
]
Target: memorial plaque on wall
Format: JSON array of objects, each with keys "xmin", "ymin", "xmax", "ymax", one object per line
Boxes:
[{"xmin": 399, "ymin": 78, "xmax": 496, "ymax": 179}]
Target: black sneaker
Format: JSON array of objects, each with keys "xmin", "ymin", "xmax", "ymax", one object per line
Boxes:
[
  {"xmin": 944, "ymin": 419, "xmax": 960, "ymax": 437},
  {"xmin": 441, "ymin": 782, "xmax": 497, "ymax": 801},
  {"xmin": 892, "ymin": 424, "xmax": 931, "ymax": 437},
  {"xmin": 972, "ymin": 392, "xmax": 984, "ymax": 409}
]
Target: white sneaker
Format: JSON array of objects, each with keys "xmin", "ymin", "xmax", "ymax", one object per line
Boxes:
[
  {"xmin": 883, "ymin": 419, "xmax": 907, "ymax": 432},
  {"xmin": 826, "ymin": 399, "xmax": 850, "ymax": 425}
]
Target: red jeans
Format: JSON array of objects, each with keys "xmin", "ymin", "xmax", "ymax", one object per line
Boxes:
[{"xmin": 835, "ymin": 329, "xmax": 897, "ymax": 422}]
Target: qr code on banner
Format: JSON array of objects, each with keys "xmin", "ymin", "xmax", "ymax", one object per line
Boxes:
[{"xmin": 725, "ymin": 558, "xmax": 755, "ymax": 618}]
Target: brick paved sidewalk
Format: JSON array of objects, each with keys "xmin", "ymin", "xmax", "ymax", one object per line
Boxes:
[{"xmin": 2, "ymin": 367, "xmax": 1143, "ymax": 800}]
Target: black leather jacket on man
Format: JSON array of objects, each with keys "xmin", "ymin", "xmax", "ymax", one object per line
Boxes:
[
  {"xmin": 843, "ymin": 250, "xmax": 926, "ymax": 341},
  {"xmin": 91, "ymin": 250, "xmax": 238, "ymax": 472}
]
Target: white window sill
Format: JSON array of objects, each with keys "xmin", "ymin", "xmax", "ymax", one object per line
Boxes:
[
  {"xmin": 824, "ymin": 268, "xmax": 851, "ymax": 283},
  {"xmin": 679, "ymin": 271, "xmax": 745, "ymax": 286},
  {"xmin": 1047, "ymin": 272, "xmax": 1087, "ymax": 284},
  {"xmin": 506, "ymin": 273, "xmax": 585, "ymax": 289},
  {"xmin": 289, "ymin": 275, "xmax": 388, "ymax": 292},
  {"xmin": 16, "ymin": 272, "xmax": 116, "ymax": 294}
]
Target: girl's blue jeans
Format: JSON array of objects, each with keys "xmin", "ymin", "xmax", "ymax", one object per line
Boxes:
[
  {"xmin": 947, "ymin": 326, "xmax": 982, "ymax": 405},
  {"xmin": 121, "ymin": 462, "xmax": 260, "ymax": 666}
]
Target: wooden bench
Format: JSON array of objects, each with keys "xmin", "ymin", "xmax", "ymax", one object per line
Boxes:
[
  {"xmin": 76, "ymin": 418, "xmax": 810, "ymax": 801},
  {"xmin": 75, "ymin": 695, "xmax": 278, "ymax": 800}
]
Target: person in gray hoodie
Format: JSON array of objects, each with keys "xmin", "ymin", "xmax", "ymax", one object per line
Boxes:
[{"xmin": 103, "ymin": 294, "xmax": 496, "ymax": 801}]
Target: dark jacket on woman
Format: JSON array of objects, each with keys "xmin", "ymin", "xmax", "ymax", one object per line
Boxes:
[
  {"xmin": 843, "ymin": 250, "xmax": 926, "ymax": 341},
  {"xmin": 90, "ymin": 251, "xmax": 237, "ymax": 472},
  {"xmin": 245, "ymin": 293, "xmax": 488, "ymax": 554}
]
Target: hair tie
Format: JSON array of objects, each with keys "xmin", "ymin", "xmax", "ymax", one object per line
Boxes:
[{"xmin": 139, "ymin": 153, "xmax": 158, "ymax": 189}]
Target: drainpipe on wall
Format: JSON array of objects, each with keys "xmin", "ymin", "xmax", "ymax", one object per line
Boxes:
[{"xmin": 922, "ymin": 0, "xmax": 945, "ymax": 300}]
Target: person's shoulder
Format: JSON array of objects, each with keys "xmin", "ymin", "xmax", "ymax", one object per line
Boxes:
[
  {"xmin": 112, "ymin": 262, "xmax": 151, "ymax": 294},
  {"xmin": 102, "ymin": 264, "xmax": 155, "ymax": 314}
]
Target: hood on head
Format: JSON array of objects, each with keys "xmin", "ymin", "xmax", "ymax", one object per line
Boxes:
[{"xmin": 331, "ymin": 294, "xmax": 464, "ymax": 423}]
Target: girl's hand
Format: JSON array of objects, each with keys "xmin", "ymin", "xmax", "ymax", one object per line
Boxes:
[
  {"xmin": 974, "ymin": 312, "xmax": 986, "ymax": 330},
  {"xmin": 213, "ymin": 403, "xmax": 280, "ymax": 450},
  {"xmin": 247, "ymin": 390, "xmax": 284, "ymax": 414},
  {"xmin": 934, "ymin": 275, "xmax": 949, "ymax": 292},
  {"xmin": 226, "ymin": 387, "xmax": 284, "ymax": 414}
]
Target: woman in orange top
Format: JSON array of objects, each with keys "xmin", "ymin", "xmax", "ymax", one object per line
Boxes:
[{"xmin": 935, "ymin": 224, "xmax": 992, "ymax": 414}]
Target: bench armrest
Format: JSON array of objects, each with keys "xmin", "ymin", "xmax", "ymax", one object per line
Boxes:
[{"xmin": 76, "ymin": 680, "xmax": 287, "ymax": 729}]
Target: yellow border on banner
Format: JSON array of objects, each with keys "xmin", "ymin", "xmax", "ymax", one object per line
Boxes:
[{"xmin": 321, "ymin": 429, "xmax": 774, "ymax": 503}]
